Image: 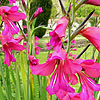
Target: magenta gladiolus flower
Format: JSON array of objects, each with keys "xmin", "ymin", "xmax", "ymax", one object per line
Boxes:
[
  {"xmin": 77, "ymin": 59, "xmax": 100, "ymax": 78},
  {"xmin": 78, "ymin": 72, "xmax": 100, "ymax": 100},
  {"xmin": 85, "ymin": 0, "xmax": 100, "ymax": 6},
  {"xmin": 30, "ymin": 59, "xmax": 56, "ymax": 76},
  {"xmin": 33, "ymin": 7, "xmax": 43, "ymax": 18},
  {"xmin": 0, "ymin": 34, "xmax": 25, "ymax": 66},
  {"xmin": 8, "ymin": 0, "xmax": 16, "ymax": 5},
  {"xmin": 64, "ymin": 39, "xmax": 68, "ymax": 43},
  {"xmin": 35, "ymin": 36, "xmax": 41, "ymax": 55},
  {"xmin": 23, "ymin": 25, "xmax": 27, "ymax": 29},
  {"xmin": 30, "ymin": 48, "xmax": 83, "ymax": 99},
  {"xmin": 79, "ymin": 27, "xmax": 100, "ymax": 52},
  {"xmin": 72, "ymin": 48, "xmax": 77, "ymax": 51},
  {"xmin": 22, "ymin": 0, "xmax": 25, "ymax": 6},
  {"xmin": 46, "ymin": 43, "xmax": 51, "ymax": 50},
  {"xmin": 35, "ymin": 46, "xmax": 41, "ymax": 55},
  {"xmin": 46, "ymin": 61, "xmax": 75, "ymax": 99},
  {"xmin": 50, "ymin": 16, "xmax": 68, "ymax": 50},
  {"xmin": 30, "ymin": 48, "xmax": 66, "ymax": 76},
  {"xmin": 70, "ymin": 45, "xmax": 74, "ymax": 48},
  {"xmin": 64, "ymin": 55, "xmax": 82, "ymax": 75},
  {"xmin": 71, "ymin": 39, "xmax": 76, "ymax": 44},
  {"xmin": 0, "ymin": 6, "xmax": 26, "ymax": 35},
  {"xmin": 29, "ymin": 55, "xmax": 39, "ymax": 68}
]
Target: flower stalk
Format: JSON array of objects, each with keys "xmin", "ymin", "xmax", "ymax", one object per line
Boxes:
[{"xmin": 26, "ymin": 0, "xmax": 31, "ymax": 99}]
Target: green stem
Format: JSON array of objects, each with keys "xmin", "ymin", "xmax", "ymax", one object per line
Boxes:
[
  {"xmin": 71, "ymin": 0, "xmax": 75, "ymax": 25},
  {"xmin": 67, "ymin": 0, "xmax": 75, "ymax": 53},
  {"xmin": 31, "ymin": 20, "xmax": 40, "ymax": 100},
  {"xmin": 6, "ymin": 65, "xmax": 12, "ymax": 100},
  {"xmin": 26, "ymin": 1, "xmax": 31, "ymax": 100},
  {"xmin": 67, "ymin": 18, "xmax": 71, "ymax": 53},
  {"xmin": 32, "ymin": 23, "xmax": 35, "ymax": 56},
  {"xmin": 75, "ymin": 0, "xmax": 86, "ymax": 11},
  {"xmin": 33, "ymin": 75, "xmax": 40, "ymax": 100}
]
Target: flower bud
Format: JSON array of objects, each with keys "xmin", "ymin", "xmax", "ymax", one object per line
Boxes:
[
  {"xmin": 85, "ymin": 0, "xmax": 100, "ymax": 6},
  {"xmin": 33, "ymin": 7, "xmax": 43, "ymax": 18}
]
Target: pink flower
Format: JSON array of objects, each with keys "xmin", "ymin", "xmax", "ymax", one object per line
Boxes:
[
  {"xmin": 15, "ymin": 35, "xmax": 25, "ymax": 43},
  {"xmin": 35, "ymin": 36, "xmax": 41, "ymax": 55},
  {"xmin": 22, "ymin": 0, "xmax": 25, "ymax": 6},
  {"xmin": 15, "ymin": 34, "xmax": 28, "ymax": 43},
  {"xmin": 50, "ymin": 33, "xmax": 62, "ymax": 51},
  {"xmin": 79, "ymin": 27, "xmax": 100, "ymax": 52},
  {"xmin": 33, "ymin": 7, "xmax": 43, "ymax": 18},
  {"xmin": 71, "ymin": 39, "xmax": 76, "ymax": 44},
  {"xmin": 23, "ymin": 25, "xmax": 27, "ymax": 29},
  {"xmin": 72, "ymin": 48, "xmax": 77, "ymax": 51},
  {"xmin": 70, "ymin": 45, "xmax": 74, "ymax": 48},
  {"xmin": 30, "ymin": 48, "xmax": 82, "ymax": 99},
  {"xmin": 78, "ymin": 72, "xmax": 100, "ymax": 100},
  {"xmin": 46, "ymin": 61, "xmax": 75, "ymax": 99},
  {"xmin": 30, "ymin": 58, "xmax": 56, "ymax": 76},
  {"xmin": 0, "ymin": 6, "xmax": 26, "ymax": 36},
  {"xmin": 8, "ymin": 0, "xmax": 16, "ymax": 5},
  {"xmin": 50, "ymin": 16, "xmax": 68, "ymax": 50},
  {"xmin": 29, "ymin": 55, "xmax": 39, "ymax": 69},
  {"xmin": 63, "ymin": 55, "xmax": 82, "ymax": 74},
  {"xmin": 85, "ymin": 0, "xmax": 100, "ymax": 6},
  {"xmin": 35, "ymin": 46, "xmax": 41, "ymax": 55},
  {"xmin": 2, "ymin": 20, "xmax": 19, "ymax": 36},
  {"xmin": 77, "ymin": 59, "xmax": 100, "ymax": 78},
  {"xmin": 64, "ymin": 39, "xmax": 68, "ymax": 43},
  {"xmin": 30, "ymin": 48, "xmax": 66, "ymax": 76},
  {"xmin": 46, "ymin": 43, "xmax": 51, "ymax": 50},
  {"xmin": 0, "ymin": 34, "xmax": 25, "ymax": 66}
]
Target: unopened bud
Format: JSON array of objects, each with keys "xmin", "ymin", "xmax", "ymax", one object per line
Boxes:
[
  {"xmin": 85, "ymin": 0, "xmax": 100, "ymax": 6},
  {"xmin": 33, "ymin": 7, "xmax": 43, "ymax": 18}
]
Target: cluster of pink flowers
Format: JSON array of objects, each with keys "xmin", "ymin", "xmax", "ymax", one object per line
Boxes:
[
  {"xmin": 0, "ymin": 6, "xmax": 26, "ymax": 66},
  {"xmin": 8, "ymin": 0, "xmax": 16, "ymax": 5},
  {"xmin": 1, "ymin": 0, "xmax": 100, "ymax": 99},
  {"xmin": 0, "ymin": 0, "xmax": 43, "ymax": 66},
  {"xmin": 30, "ymin": 13, "xmax": 100, "ymax": 99}
]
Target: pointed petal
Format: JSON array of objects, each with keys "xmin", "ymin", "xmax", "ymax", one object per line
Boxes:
[
  {"xmin": 8, "ymin": 39, "xmax": 25, "ymax": 51},
  {"xmin": 64, "ymin": 58, "xmax": 82, "ymax": 74},
  {"xmin": 79, "ymin": 27, "xmax": 100, "ymax": 52},
  {"xmin": 46, "ymin": 62, "xmax": 75, "ymax": 97},
  {"xmin": 51, "ymin": 48, "xmax": 66, "ymax": 60},
  {"xmin": 8, "ymin": 6, "xmax": 18, "ymax": 12},
  {"xmin": 56, "ymin": 16, "xmax": 68, "ymax": 37},
  {"xmin": 85, "ymin": 75, "xmax": 100, "ymax": 91},
  {"xmin": 80, "ymin": 84, "xmax": 88, "ymax": 100},
  {"xmin": 7, "ymin": 12, "xmax": 26, "ymax": 21},
  {"xmin": 69, "ymin": 74, "xmax": 78, "ymax": 85},
  {"xmin": 3, "ymin": 45, "xmax": 16, "ymax": 66},
  {"xmin": 81, "ymin": 60, "xmax": 100, "ymax": 78},
  {"xmin": 31, "ymin": 59, "xmax": 56, "ymax": 76},
  {"xmin": 86, "ymin": 0, "xmax": 100, "ymax": 6}
]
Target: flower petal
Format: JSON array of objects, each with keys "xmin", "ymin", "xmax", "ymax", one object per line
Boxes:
[
  {"xmin": 31, "ymin": 59, "xmax": 56, "ymax": 76},
  {"xmin": 64, "ymin": 58, "xmax": 82, "ymax": 74},
  {"xmin": 79, "ymin": 27, "xmax": 100, "ymax": 52}
]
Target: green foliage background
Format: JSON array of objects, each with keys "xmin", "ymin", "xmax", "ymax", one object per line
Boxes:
[
  {"xmin": 76, "ymin": 5, "xmax": 100, "ymax": 17},
  {"xmin": 30, "ymin": 0, "xmax": 52, "ymax": 38},
  {"xmin": 0, "ymin": 0, "xmax": 9, "ymax": 6}
]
